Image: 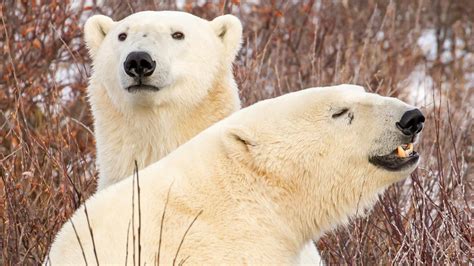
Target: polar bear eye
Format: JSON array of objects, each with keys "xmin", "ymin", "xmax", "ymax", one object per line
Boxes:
[
  {"xmin": 118, "ymin": 33, "xmax": 127, "ymax": 41},
  {"xmin": 171, "ymin": 31, "xmax": 185, "ymax": 40},
  {"xmin": 332, "ymin": 108, "xmax": 349, "ymax": 118}
]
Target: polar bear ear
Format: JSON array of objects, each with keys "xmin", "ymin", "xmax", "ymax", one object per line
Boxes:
[
  {"xmin": 210, "ymin": 15, "xmax": 243, "ymax": 63},
  {"xmin": 223, "ymin": 126, "xmax": 257, "ymax": 155},
  {"xmin": 84, "ymin": 15, "xmax": 115, "ymax": 59}
]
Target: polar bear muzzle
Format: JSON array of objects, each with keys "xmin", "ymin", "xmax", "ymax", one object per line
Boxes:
[
  {"xmin": 124, "ymin": 51, "xmax": 156, "ymax": 78},
  {"xmin": 369, "ymin": 108, "xmax": 425, "ymax": 171},
  {"xmin": 122, "ymin": 51, "xmax": 161, "ymax": 93},
  {"xmin": 396, "ymin": 108, "xmax": 425, "ymax": 136}
]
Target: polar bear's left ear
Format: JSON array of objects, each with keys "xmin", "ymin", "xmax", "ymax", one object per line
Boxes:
[
  {"xmin": 84, "ymin": 15, "xmax": 116, "ymax": 59},
  {"xmin": 210, "ymin": 15, "xmax": 243, "ymax": 63}
]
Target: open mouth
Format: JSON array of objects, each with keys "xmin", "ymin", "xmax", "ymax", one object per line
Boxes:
[
  {"xmin": 369, "ymin": 143, "xmax": 419, "ymax": 171},
  {"xmin": 126, "ymin": 84, "xmax": 161, "ymax": 93}
]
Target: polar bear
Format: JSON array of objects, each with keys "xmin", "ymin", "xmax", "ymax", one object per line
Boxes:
[
  {"xmin": 84, "ymin": 11, "xmax": 242, "ymax": 191},
  {"xmin": 83, "ymin": 11, "xmax": 321, "ymax": 263},
  {"xmin": 47, "ymin": 84, "xmax": 424, "ymax": 264}
]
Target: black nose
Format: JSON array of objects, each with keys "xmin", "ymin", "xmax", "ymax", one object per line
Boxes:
[
  {"xmin": 124, "ymin": 52, "xmax": 156, "ymax": 78},
  {"xmin": 396, "ymin": 109, "xmax": 425, "ymax": 136}
]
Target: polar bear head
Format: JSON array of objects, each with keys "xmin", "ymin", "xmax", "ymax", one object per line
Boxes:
[
  {"xmin": 84, "ymin": 11, "xmax": 242, "ymax": 110},
  {"xmin": 222, "ymin": 84, "xmax": 424, "ymax": 231}
]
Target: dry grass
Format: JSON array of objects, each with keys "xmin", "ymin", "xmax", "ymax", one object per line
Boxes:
[{"xmin": 1, "ymin": 0, "xmax": 472, "ymax": 264}]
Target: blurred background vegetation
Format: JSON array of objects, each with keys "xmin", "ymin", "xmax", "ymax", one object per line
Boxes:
[{"xmin": 1, "ymin": 0, "xmax": 472, "ymax": 264}]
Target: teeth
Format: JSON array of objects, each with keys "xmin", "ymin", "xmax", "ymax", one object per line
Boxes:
[
  {"xmin": 397, "ymin": 146, "xmax": 407, "ymax": 158},
  {"xmin": 396, "ymin": 143, "xmax": 414, "ymax": 158}
]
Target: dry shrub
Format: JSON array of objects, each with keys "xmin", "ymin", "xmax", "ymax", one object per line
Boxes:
[{"xmin": 1, "ymin": 0, "xmax": 472, "ymax": 264}]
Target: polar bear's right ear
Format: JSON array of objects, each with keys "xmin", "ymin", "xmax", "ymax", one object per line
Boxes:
[
  {"xmin": 222, "ymin": 126, "xmax": 257, "ymax": 156},
  {"xmin": 84, "ymin": 15, "xmax": 115, "ymax": 59},
  {"xmin": 210, "ymin": 15, "xmax": 243, "ymax": 63}
]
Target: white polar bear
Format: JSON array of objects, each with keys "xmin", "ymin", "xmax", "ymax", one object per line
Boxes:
[
  {"xmin": 47, "ymin": 84, "xmax": 424, "ymax": 264},
  {"xmin": 84, "ymin": 11, "xmax": 242, "ymax": 191},
  {"xmin": 84, "ymin": 11, "xmax": 321, "ymax": 264}
]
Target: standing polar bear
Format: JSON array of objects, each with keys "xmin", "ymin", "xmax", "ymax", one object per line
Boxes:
[
  {"xmin": 84, "ymin": 10, "xmax": 321, "ymax": 264},
  {"xmin": 47, "ymin": 85, "xmax": 424, "ymax": 264},
  {"xmin": 85, "ymin": 11, "xmax": 242, "ymax": 190}
]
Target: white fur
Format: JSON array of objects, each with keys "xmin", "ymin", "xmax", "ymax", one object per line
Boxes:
[{"xmin": 47, "ymin": 85, "xmax": 421, "ymax": 264}]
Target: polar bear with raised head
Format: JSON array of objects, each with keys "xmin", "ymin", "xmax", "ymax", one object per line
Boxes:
[
  {"xmin": 47, "ymin": 84, "xmax": 424, "ymax": 264},
  {"xmin": 84, "ymin": 11, "xmax": 242, "ymax": 190}
]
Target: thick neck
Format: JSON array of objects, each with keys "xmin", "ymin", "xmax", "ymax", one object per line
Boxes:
[
  {"xmin": 210, "ymin": 160, "xmax": 385, "ymax": 256},
  {"xmin": 198, "ymin": 159, "xmax": 308, "ymax": 256},
  {"xmin": 90, "ymin": 71, "xmax": 239, "ymax": 189}
]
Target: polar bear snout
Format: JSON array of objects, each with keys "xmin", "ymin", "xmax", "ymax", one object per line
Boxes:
[
  {"xmin": 124, "ymin": 51, "xmax": 156, "ymax": 78},
  {"xmin": 368, "ymin": 107, "xmax": 424, "ymax": 172},
  {"xmin": 396, "ymin": 108, "xmax": 425, "ymax": 137}
]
